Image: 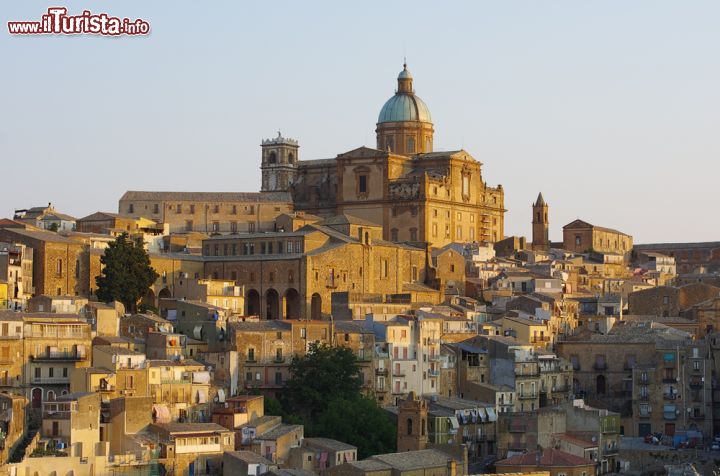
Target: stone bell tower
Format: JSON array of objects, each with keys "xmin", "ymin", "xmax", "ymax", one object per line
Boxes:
[
  {"xmin": 532, "ymin": 192, "xmax": 549, "ymax": 251},
  {"xmin": 397, "ymin": 391, "xmax": 428, "ymax": 452},
  {"xmin": 261, "ymin": 131, "xmax": 299, "ymax": 192}
]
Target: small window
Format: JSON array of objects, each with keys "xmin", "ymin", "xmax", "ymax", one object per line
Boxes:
[{"xmin": 358, "ymin": 175, "xmax": 368, "ymax": 194}]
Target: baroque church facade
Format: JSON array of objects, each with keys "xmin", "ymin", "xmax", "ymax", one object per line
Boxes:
[
  {"xmin": 121, "ymin": 64, "xmax": 506, "ymax": 249},
  {"xmin": 261, "ymin": 63, "xmax": 505, "ymax": 248}
]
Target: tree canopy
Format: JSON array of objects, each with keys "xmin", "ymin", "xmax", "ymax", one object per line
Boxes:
[
  {"xmin": 278, "ymin": 342, "xmax": 396, "ymax": 458},
  {"xmin": 95, "ymin": 233, "xmax": 158, "ymax": 313},
  {"xmin": 282, "ymin": 342, "xmax": 362, "ymax": 419}
]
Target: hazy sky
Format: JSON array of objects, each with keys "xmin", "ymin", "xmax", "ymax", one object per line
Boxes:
[{"xmin": 2, "ymin": 1, "xmax": 718, "ymax": 243}]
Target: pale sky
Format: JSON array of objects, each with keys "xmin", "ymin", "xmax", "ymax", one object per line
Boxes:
[{"xmin": 2, "ymin": 1, "xmax": 719, "ymax": 243}]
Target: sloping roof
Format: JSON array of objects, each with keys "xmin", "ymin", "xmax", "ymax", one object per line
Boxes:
[
  {"xmin": 496, "ymin": 448, "xmax": 594, "ymax": 467},
  {"xmin": 0, "ymin": 228, "xmax": 77, "ymax": 244},
  {"xmin": 120, "ymin": 190, "xmax": 292, "ymax": 202},
  {"xmin": 369, "ymin": 449, "xmax": 457, "ymax": 471},
  {"xmin": 563, "ymin": 219, "xmax": 629, "ymax": 237},
  {"xmin": 319, "ymin": 214, "xmax": 381, "ymax": 228},
  {"xmin": 304, "ymin": 437, "xmax": 356, "ymax": 451}
]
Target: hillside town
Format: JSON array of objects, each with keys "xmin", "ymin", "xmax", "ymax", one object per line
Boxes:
[{"xmin": 1, "ymin": 64, "xmax": 719, "ymax": 476}]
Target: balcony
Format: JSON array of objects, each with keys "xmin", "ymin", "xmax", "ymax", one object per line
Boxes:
[
  {"xmin": 689, "ymin": 380, "xmax": 703, "ymax": 389},
  {"xmin": 531, "ymin": 336, "xmax": 551, "ymax": 343},
  {"xmin": 273, "ymin": 357, "xmax": 285, "ymax": 364},
  {"xmin": 392, "ymin": 370, "xmax": 406, "ymax": 377},
  {"xmin": 551, "ymin": 386, "xmax": 569, "ymax": 393},
  {"xmin": 689, "ymin": 413, "xmax": 706, "ymax": 420},
  {"xmin": 662, "ymin": 377, "xmax": 677, "ymax": 384},
  {"xmin": 663, "ymin": 393, "xmax": 678, "ymax": 401},
  {"xmin": 375, "ymin": 368, "xmax": 389, "ymax": 376},
  {"xmin": 663, "ymin": 412, "xmax": 677, "ymax": 421},
  {"xmin": 31, "ymin": 351, "xmax": 87, "ymax": 362},
  {"xmin": 637, "ymin": 375, "xmax": 650, "ymax": 384},
  {"xmin": 603, "ymin": 447, "xmax": 619, "ymax": 457},
  {"xmin": 428, "ymin": 370, "xmax": 440, "ymax": 378},
  {"xmin": 31, "ymin": 377, "xmax": 69, "ymax": 385},
  {"xmin": 638, "ymin": 394, "xmax": 650, "ymax": 401},
  {"xmin": 593, "ymin": 362, "xmax": 608, "ymax": 371},
  {"xmin": 518, "ymin": 393, "xmax": 537, "ymax": 400}
]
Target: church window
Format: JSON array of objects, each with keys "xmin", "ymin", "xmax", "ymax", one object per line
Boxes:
[
  {"xmin": 457, "ymin": 212, "xmax": 462, "ymax": 221},
  {"xmin": 268, "ymin": 151, "xmax": 277, "ymax": 164},
  {"xmin": 230, "ymin": 221, "xmax": 237, "ymax": 233},
  {"xmin": 176, "ymin": 204, "xmax": 182, "ymax": 214},
  {"xmin": 213, "ymin": 205, "xmax": 220, "ymax": 213},
  {"xmin": 231, "ymin": 205, "xmax": 237, "ymax": 215},
  {"xmin": 445, "ymin": 225, "xmax": 450, "ymax": 238},
  {"xmin": 410, "ymin": 228, "xmax": 417, "ymax": 241},
  {"xmin": 386, "ymin": 136, "xmax": 394, "ymax": 152},
  {"xmin": 288, "ymin": 152, "xmax": 294, "ymax": 163},
  {"xmin": 128, "ymin": 204, "xmax": 134, "ymax": 213},
  {"xmin": 462, "ymin": 175, "xmax": 470, "ymax": 198},
  {"xmin": 406, "ymin": 418, "xmax": 413, "ymax": 435},
  {"xmin": 456, "ymin": 226, "xmax": 462, "ymax": 239},
  {"xmin": 358, "ymin": 175, "xmax": 368, "ymax": 194},
  {"xmin": 426, "ymin": 137, "xmax": 431, "ymax": 151},
  {"xmin": 391, "ymin": 229, "xmax": 399, "ymax": 242},
  {"xmin": 212, "ymin": 222, "xmax": 219, "ymax": 232},
  {"xmin": 432, "ymin": 223, "xmax": 438, "ymax": 237},
  {"xmin": 470, "ymin": 228, "xmax": 475, "ymax": 240},
  {"xmin": 446, "ymin": 211, "xmax": 450, "ymax": 219},
  {"xmin": 189, "ymin": 204, "xmax": 195, "ymax": 214},
  {"xmin": 470, "ymin": 214, "xmax": 474, "ymax": 223},
  {"xmin": 433, "ymin": 187, "xmax": 438, "ymax": 196},
  {"xmin": 381, "ymin": 260, "xmax": 388, "ymax": 278},
  {"xmin": 575, "ymin": 236, "xmax": 582, "ymax": 246},
  {"xmin": 407, "ymin": 137, "xmax": 415, "ymax": 153},
  {"xmin": 433, "ymin": 209, "xmax": 438, "ymax": 218},
  {"xmin": 185, "ymin": 220, "xmax": 193, "ymax": 231},
  {"xmin": 153, "ymin": 203, "xmax": 159, "ymax": 214}
]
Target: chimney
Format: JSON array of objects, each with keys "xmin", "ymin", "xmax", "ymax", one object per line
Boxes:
[{"xmin": 447, "ymin": 459, "xmax": 456, "ymax": 476}]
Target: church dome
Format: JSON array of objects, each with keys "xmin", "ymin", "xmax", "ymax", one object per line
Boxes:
[{"xmin": 377, "ymin": 64, "xmax": 432, "ymax": 124}]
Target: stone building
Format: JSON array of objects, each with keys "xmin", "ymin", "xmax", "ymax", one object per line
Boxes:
[
  {"xmin": 396, "ymin": 391, "xmax": 428, "ymax": 452},
  {"xmin": 0, "ymin": 228, "xmax": 87, "ymax": 297},
  {"xmin": 23, "ymin": 314, "xmax": 92, "ymax": 409},
  {"xmin": 562, "ymin": 219, "xmax": 632, "ymax": 259},
  {"xmin": 119, "ymin": 63, "xmax": 506, "ymax": 249},
  {"xmin": 149, "ymin": 422, "xmax": 235, "ymax": 475},
  {"xmin": 200, "ymin": 215, "xmax": 431, "ymax": 320},
  {"xmin": 0, "ymin": 241, "xmax": 33, "ymax": 310},
  {"xmin": 627, "ymin": 282, "xmax": 720, "ymax": 319},
  {"xmin": 119, "ymin": 191, "xmax": 294, "ymax": 235},
  {"xmin": 0, "ymin": 312, "xmax": 24, "ymax": 394},
  {"xmin": 633, "ymin": 241, "xmax": 720, "ymax": 274},
  {"xmin": 289, "ymin": 70, "xmax": 504, "ymax": 249}
]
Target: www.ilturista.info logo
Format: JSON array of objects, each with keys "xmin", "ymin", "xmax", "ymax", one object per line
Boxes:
[{"xmin": 8, "ymin": 7, "xmax": 150, "ymax": 36}]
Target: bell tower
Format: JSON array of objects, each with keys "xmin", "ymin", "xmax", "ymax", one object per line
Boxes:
[
  {"xmin": 261, "ymin": 132, "xmax": 299, "ymax": 192},
  {"xmin": 397, "ymin": 391, "xmax": 428, "ymax": 452},
  {"xmin": 532, "ymin": 192, "xmax": 549, "ymax": 251}
]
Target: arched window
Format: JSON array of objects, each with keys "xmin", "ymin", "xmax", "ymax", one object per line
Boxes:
[
  {"xmin": 406, "ymin": 418, "xmax": 413, "ymax": 435},
  {"xmin": 288, "ymin": 152, "xmax": 294, "ymax": 163},
  {"xmin": 268, "ymin": 151, "xmax": 277, "ymax": 164},
  {"xmin": 407, "ymin": 137, "xmax": 415, "ymax": 153}
]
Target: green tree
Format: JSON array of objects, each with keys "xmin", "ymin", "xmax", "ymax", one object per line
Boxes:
[
  {"xmin": 314, "ymin": 395, "xmax": 396, "ymax": 458},
  {"xmin": 282, "ymin": 343, "xmax": 362, "ymax": 420},
  {"xmin": 95, "ymin": 233, "xmax": 158, "ymax": 313}
]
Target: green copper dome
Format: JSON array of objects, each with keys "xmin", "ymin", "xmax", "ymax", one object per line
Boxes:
[{"xmin": 377, "ymin": 64, "xmax": 432, "ymax": 124}]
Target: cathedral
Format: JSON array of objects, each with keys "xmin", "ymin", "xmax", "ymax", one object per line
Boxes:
[
  {"xmin": 121, "ymin": 63, "xmax": 506, "ymax": 249},
  {"xmin": 261, "ymin": 63, "xmax": 506, "ymax": 248}
]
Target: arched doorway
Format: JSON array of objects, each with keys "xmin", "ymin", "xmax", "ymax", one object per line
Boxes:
[
  {"xmin": 247, "ymin": 289, "xmax": 260, "ymax": 316},
  {"xmin": 31, "ymin": 387, "xmax": 42, "ymax": 408},
  {"xmin": 142, "ymin": 288, "xmax": 156, "ymax": 308},
  {"xmin": 596, "ymin": 375, "xmax": 606, "ymax": 394},
  {"xmin": 266, "ymin": 289, "xmax": 280, "ymax": 320},
  {"xmin": 285, "ymin": 289, "xmax": 300, "ymax": 319},
  {"xmin": 311, "ymin": 293, "xmax": 322, "ymax": 320},
  {"xmin": 47, "ymin": 390, "xmax": 56, "ymax": 401}
]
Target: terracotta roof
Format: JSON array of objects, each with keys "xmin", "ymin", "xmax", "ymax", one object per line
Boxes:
[{"xmin": 496, "ymin": 448, "xmax": 593, "ymax": 467}]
